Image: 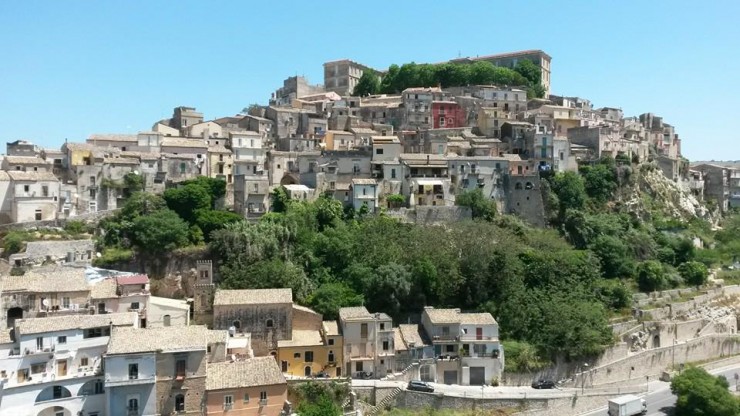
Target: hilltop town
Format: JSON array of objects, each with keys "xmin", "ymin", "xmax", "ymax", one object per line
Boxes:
[{"xmin": 1, "ymin": 50, "xmax": 740, "ymax": 416}]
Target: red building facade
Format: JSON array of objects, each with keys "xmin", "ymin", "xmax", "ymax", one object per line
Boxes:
[{"xmin": 431, "ymin": 101, "xmax": 465, "ymax": 129}]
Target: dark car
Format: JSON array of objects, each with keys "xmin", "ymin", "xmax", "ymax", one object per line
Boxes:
[
  {"xmin": 407, "ymin": 380, "xmax": 435, "ymax": 393},
  {"xmin": 313, "ymin": 371, "xmax": 330, "ymax": 378},
  {"xmin": 353, "ymin": 371, "xmax": 373, "ymax": 379},
  {"xmin": 531, "ymin": 379, "xmax": 556, "ymax": 389}
]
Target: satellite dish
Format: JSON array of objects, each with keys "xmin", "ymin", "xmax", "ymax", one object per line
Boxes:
[
  {"xmin": 133, "ymin": 170, "xmax": 139, "ymax": 175},
  {"xmin": 42, "ymin": 299, "xmax": 50, "ymax": 307}
]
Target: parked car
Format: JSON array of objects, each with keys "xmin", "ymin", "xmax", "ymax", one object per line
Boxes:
[
  {"xmin": 407, "ymin": 380, "xmax": 435, "ymax": 393},
  {"xmin": 313, "ymin": 371, "xmax": 330, "ymax": 378},
  {"xmin": 353, "ymin": 371, "xmax": 373, "ymax": 379},
  {"xmin": 531, "ymin": 379, "xmax": 556, "ymax": 389}
]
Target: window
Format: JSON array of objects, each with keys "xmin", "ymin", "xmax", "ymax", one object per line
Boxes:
[
  {"xmin": 128, "ymin": 398, "xmax": 139, "ymax": 411},
  {"xmin": 31, "ymin": 362, "xmax": 46, "ymax": 374},
  {"xmin": 375, "ymin": 148, "xmax": 384, "ymax": 155},
  {"xmin": 180, "ymin": 163, "xmax": 186, "ymax": 174},
  {"xmin": 383, "ymin": 341, "xmax": 389, "ymax": 351},
  {"xmin": 57, "ymin": 336, "xmax": 67, "ymax": 344},
  {"xmin": 175, "ymin": 394, "xmax": 185, "ymax": 412},
  {"xmin": 439, "ymin": 116, "xmax": 445, "ymax": 126},
  {"xmin": 36, "ymin": 337, "xmax": 43, "ymax": 350},
  {"xmin": 294, "ymin": 352, "xmax": 301, "ymax": 359},
  {"xmin": 35, "ymin": 209, "xmax": 42, "ymax": 221},
  {"xmin": 81, "ymin": 357, "xmax": 89, "ymax": 367},
  {"xmin": 305, "ymin": 351, "xmax": 314, "ymax": 362},
  {"xmin": 380, "ymin": 323, "xmax": 385, "ymax": 331},
  {"xmin": 42, "ymin": 185, "xmax": 48, "ymax": 196},
  {"xmin": 328, "ymin": 338, "xmax": 334, "ymax": 346},
  {"xmin": 360, "ymin": 323, "xmax": 368, "ymax": 339},
  {"xmin": 163, "ymin": 315, "xmax": 171, "ymax": 327},
  {"xmin": 175, "ymin": 359, "xmax": 187, "ymax": 379},
  {"xmin": 94, "ymin": 379, "xmax": 104, "ymax": 394},
  {"xmin": 62, "ymin": 297, "xmax": 70, "ymax": 309},
  {"xmin": 224, "ymin": 395, "xmax": 234, "ymax": 409},
  {"xmin": 24, "ymin": 185, "xmax": 30, "ymax": 193},
  {"xmin": 260, "ymin": 391, "xmax": 268, "ymax": 404},
  {"xmin": 130, "ymin": 302, "xmax": 140, "ymax": 310},
  {"xmin": 391, "ymin": 168, "xmax": 396, "ymax": 179},
  {"xmin": 128, "ymin": 363, "xmax": 138, "ymax": 380},
  {"xmin": 243, "ymin": 393, "xmax": 250, "ymax": 403},
  {"xmin": 266, "ymin": 319, "xmax": 274, "ymax": 328},
  {"xmin": 445, "ymin": 344, "xmax": 455, "ymax": 353}
]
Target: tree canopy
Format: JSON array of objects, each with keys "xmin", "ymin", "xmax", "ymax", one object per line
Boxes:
[{"xmin": 671, "ymin": 367, "xmax": 740, "ymax": 416}]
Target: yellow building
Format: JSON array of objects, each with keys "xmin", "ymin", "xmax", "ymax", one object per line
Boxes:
[
  {"xmin": 207, "ymin": 145, "xmax": 233, "ymax": 184},
  {"xmin": 276, "ymin": 321, "xmax": 343, "ymax": 378}
]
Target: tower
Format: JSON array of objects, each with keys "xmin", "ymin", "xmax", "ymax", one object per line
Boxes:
[{"xmin": 193, "ymin": 260, "xmax": 215, "ymax": 326}]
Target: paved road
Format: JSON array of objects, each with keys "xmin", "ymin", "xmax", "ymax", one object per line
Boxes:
[
  {"xmin": 352, "ymin": 379, "xmax": 580, "ymax": 399},
  {"xmin": 580, "ymin": 363, "xmax": 740, "ymax": 416}
]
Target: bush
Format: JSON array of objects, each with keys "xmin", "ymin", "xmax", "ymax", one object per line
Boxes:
[
  {"xmin": 93, "ymin": 247, "xmax": 133, "ymax": 268},
  {"xmin": 637, "ymin": 260, "xmax": 667, "ymax": 292},
  {"xmin": 64, "ymin": 220, "xmax": 88, "ymax": 235},
  {"xmin": 3, "ymin": 231, "xmax": 26, "ymax": 256},
  {"xmin": 678, "ymin": 261, "xmax": 709, "ymax": 286}
]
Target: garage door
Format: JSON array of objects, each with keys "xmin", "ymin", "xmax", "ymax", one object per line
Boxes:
[
  {"xmin": 470, "ymin": 367, "xmax": 486, "ymax": 385},
  {"xmin": 443, "ymin": 370, "xmax": 458, "ymax": 385}
]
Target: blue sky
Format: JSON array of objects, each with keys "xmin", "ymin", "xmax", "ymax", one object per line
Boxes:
[{"xmin": 1, "ymin": 1, "xmax": 738, "ymax": 161}]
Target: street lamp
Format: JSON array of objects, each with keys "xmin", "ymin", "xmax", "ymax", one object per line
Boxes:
[{"xmin": 581, "ymin": 363, "xmax": 589, "ymax": 394}]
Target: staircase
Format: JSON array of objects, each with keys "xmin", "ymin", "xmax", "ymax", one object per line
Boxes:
[{"xmin": 366, "ymin": 387, "xmax": 403, "ymax": 416}]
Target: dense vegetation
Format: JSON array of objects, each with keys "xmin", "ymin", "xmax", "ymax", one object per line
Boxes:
[
  {"xmin": 3, "ymin": 155, "xmax": 739, "ymax": 365},
  {"xmin": 352, "ymin": 59, "xmax": 545, "ymax": 98},
  {"xmin": 671, "ymin": 367, "xmax": 740, "ymax": 416}
]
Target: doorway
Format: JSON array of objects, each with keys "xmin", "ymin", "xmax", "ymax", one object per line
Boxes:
[{"xmin": 6, "ymin": 307, "xmax": 23, "ymax": 329}]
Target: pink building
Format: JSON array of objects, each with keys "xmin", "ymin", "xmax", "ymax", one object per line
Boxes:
[{"xmin": 432, "ymin": 101, "xmax": 465, "ymax": 129}]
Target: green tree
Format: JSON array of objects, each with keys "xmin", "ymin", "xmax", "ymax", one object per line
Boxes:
[
  {"xmin": 514, "ymin": 59, "xmax": 541, "ymax": 86},
  {"xmin": 671, "ymin": 367, "xmax": 740, "ymax": 416},
  {"xmin": 678, "ymin": 261, "xmax": 709, "ymax": 286},
  {"xmin": 579, "ymin": 159, "xmax": 617, "ymax": 203},
  {"xmin": 637, "ymin": 260, "xmax": 667, "ymax": 292},
  {"xmin": 455, "ymin": 188, "xmax": 496, "ymax": 221},
  {"xmin": 501, "ymin": 340, "xmax": 548, "ymax": 372},
  {"xmin": 130, "ymin": 209, "xmax": 190, "ymax": 253},
  {"xmin": 163, "ymin": 183, "xmax": 211, "ymax": 224},
  {"xmin": 122, "ymin": 172, "xmax": 144, "ymax": 199},
  {"xmin": 195, "ymin": 209, "xmax": 244, "ymax": 242},
  {"xmin": 379, "ymin": 64, "xmax": 400, "ymax": 93},
  {"xmin": 589, "ymin": 235, "xmax": 635, "ymax": 278},
  {"xmin": 182, "ymin": 176, "xmax": 226, "ymax": 207},
  {"xmin": 308, "ymin": 283, "xmax": 364, "ymax": 320},
  {"xmin": 271, "ymin": 186, "xmax": 290, "ymax": 213},
  {"xmin": 119, "ymin": 192, "xmax": 166, "ymax": 220},
  {"xmin": 550, "ymin": 172, "xmax": 586, "ymax": 216},
  {"xmin": 352, "ymin": 71, "xmax": 380, "ymax": 96},
  {"xmin": 363, "ymin": 263, "xmax": 412, "ymax": 317},
  {"xmin": 2, "ymin": 232, "xmax": 26, "ymax": 256}
]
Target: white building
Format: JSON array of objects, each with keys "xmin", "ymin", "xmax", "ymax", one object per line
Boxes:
[
  {"xmin": 350, "ymin": 178, "xmax": 378, "ymax": 211},
  {"xmin": 0, "ymin": 312, "xmax": 138, "ymax": 416},
  {"xmin": 338, "ymin": 307, "xmax": 394, "ymax": 379}
]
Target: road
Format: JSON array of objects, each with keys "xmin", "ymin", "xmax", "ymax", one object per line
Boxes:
[
  {"xmin": 352, "ymin": 379, "xmax": 580, "ymax": 399},
  {"xmin": 580, "ymin": 363, "xmax": 740, "ymax": 416}
]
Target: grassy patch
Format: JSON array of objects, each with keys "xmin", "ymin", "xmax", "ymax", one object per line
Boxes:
[{"xmin": 93, "ymin": 247, "xmax": 133, "ymax": 268}]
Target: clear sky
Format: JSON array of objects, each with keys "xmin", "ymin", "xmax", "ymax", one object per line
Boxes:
[{"xmin": 1, "ymin": 1, "xmax": 738, "ymax": 161}]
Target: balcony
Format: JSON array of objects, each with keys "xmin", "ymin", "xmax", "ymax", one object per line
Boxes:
[
  {"xmin": 259, "ymin": 399, "xmax": 268, "ymax": 406},
  {"xmin": 431, "ymin": 335, "xmax": 458, "ymax": 342},
  {"xmin": 459, "ymin": 335, "xmax": 499, "ymax": 342}
]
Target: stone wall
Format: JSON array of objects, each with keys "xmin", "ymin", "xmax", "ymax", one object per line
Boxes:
[
  {"xmin": 575, "ymin": 335, "xmax": 740, "ymax": 387},
  {"xmin": 0, "ymin": 209, "xmax": 118, "ymax": 232}
]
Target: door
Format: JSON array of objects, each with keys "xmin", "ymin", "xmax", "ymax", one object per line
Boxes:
[
  {"xmin": 57, "ymin": 360, "xmax": 68, "ymax": 377},
  {"xmin": 443, "ymin": 370, "xmax": 457, "ymax": 385},
  {"xmin": 470, "ymin": 367, "xmax": 486, "ymax": 386},
  {"xmin": 304, "ymin": 366, "xmax": 311, "ymax": 377},
  {"xmin": 281, "ymin": 361, "xmax": 288, "ymax": 372},
  {"xmin": 476, "ymin": 327, "xmax": 483, "ymax": 340}
]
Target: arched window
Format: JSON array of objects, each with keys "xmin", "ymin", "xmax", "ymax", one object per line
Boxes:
[
  {"xmin": 266, "ymin": 319, "xmax": 274, "ymax": 328},
  {"xmin": 525, "ymin": 182, "xmax": 534, "ymax": 190},
  {"xmin": 175, "ymin": 394, "xmax": 185, "ymax": 412},
  {"xmin": 163, "ymin": 315, "xmax": 171, "ymax": 327},
  {"xmin": 328, "ymin": 351, "xmax": 335, "ymax": 363},
  {"xmin": 129, "ymin": 398, "xmax": 139, "ymax": 411},
  {"xmin": 79, "ymin": 379, "xmax": 105, "ymax": 396},
  {"xmin": 35, "ymin": 385, "xmax": 72, "ymax": 403}
]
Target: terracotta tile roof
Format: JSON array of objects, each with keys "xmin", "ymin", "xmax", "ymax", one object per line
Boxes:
[
  {"xmin": 338, "ymin": 306, "xmax": 372, "ymax": 321},
  {"xmin": 399, "ymin": 324, "xmax": 430, "ymax": 347},
  {"xmin": 0, "ymin": 267, "xmax": 89, "ymax": 293},
  {"xmin": 6, "ymin": 171, "xmax": 58, "ymax": 181},
  {"xmin": 90, "ymin": 278, "xmax": 117, "ymax": 299},
  {"xmin": 393, "ymin": 328, "xmax": 406, "ymax": 352},
  {"xmin": 107, "ymin": 325, "xmax": 209, "ymax": 354},
  {"xmin": 16, "ymin": 312, "xmax": 137, "ymax": 336},
  {"xmin": 322, "ymin": 321, "xmax": 340, "ymax": 336},
  {"xmin": 214, "ymin": 288, "xmax": 293, "ymax": 306},
  {"xmin": 4, "ymin": 156, "xmax": 48, "ymax": 165},
  {"xmin": 277, "ymin": 329, "xmax": 323, "ymax": 348},
  {"xmin": 208, "ymin": 329, "xmax": 229, "ymax": 345},
  {"xmin": 88, "ymin": 134, "xmax": 138, "ymax": 143},
  {"xmin": 292, "ymin": 304, "xmax": 320, "ymax": 315},
  {"xmin": 206, "ymin": 357, "xmax": 286, "ymax": 391},
  {"xmin": 116, "ymin": 274, "xmax": 149, "ymax": 286},
  {"xmin": 460, "ymin": 313, "xmax": 497, "ymax": 325},
  {"xmin": 424, "ymin": 308, "xmax": 497, "ymax": 326},
  {"xmin": 161, "ymin": 137, "xmax": 208, "ymax": 149}
]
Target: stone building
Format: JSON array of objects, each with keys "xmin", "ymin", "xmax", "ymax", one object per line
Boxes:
[
  {"xmin": 205, "ymin": 357, "xmax": 287, "ymax": 416},
  {"xmin": 323, "ymin": 59, "xmax": 373, "ymax": 96},
  {"xmin": 449, "ymin": 50, "xmax": 552, "ymax": 96},
  {"xmin": 212, "ymin": 289, "xmax": 294, "ymax": 356}
]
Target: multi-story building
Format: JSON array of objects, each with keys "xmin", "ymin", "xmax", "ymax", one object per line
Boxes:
[
  {"xmin": 692, "ymin": 163, "xmax": 740, "ymax": 212},
  {"xmin": 212, "ymin": 289, "xmax": 294, "ymax": 356},
  {"xmin": 323, "ymin": 59, "xmax": 372, "ymax": 96},
  {"xmin": 420, "ymin": 307, "xmax": 502, "ymax": 386},
  {"xmin": 271, "ymin": 75, "xmax": 325, "ymax": 107},
  {"xmin": 105, "ymin": 325, "xmax": 210, "ymax": 416},
  {"xmin": 338, "ymin": 306, "xmax": 394, "ymax": 378},
  {"xmin": 449, "ymin": 50, "xmax": 552, "ymax": 96},
  {"xmin": 276, "ymin": 320, "xmax": 343, "ymax": 378},
  {"xmin": 0, "ymin": 312, "xmax": 138, "ymax": 416},
  {"xmin": 205, "ymin": 357, "xmax": 288, "ymax": 416},
  {"xmin": 431, "ymin": 100, "xmax": 465, "ymax": 129},
  {"xmin": 402, "ymin": 87, "xmax": 447, "ymax": 130}
]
